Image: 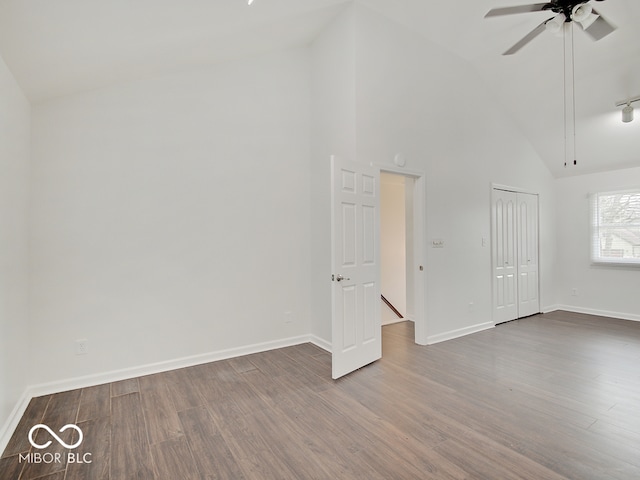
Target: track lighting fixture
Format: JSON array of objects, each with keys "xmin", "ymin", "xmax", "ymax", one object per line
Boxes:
[
  {"xmin": 615, "ymin": 96, "xmax": 640, "ymax": 123},
  {"xmin": 622, "ymin": 104, "xmax": 634, "ymax": 123}
]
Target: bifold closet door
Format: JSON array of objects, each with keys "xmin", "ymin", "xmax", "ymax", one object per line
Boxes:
[
  {"xmin": 516, "ymin": 192, "xmax": 539, "ymax": 318},
  {"xmin": 492, "ymin": 189, "xmax": 540, "ymax": 324},
  {"xmin": 493, "ymin": 190, "xmax": 518, "ymax": 324}
]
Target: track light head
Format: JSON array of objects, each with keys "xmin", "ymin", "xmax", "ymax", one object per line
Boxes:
[
  {"xmin": 622, "ymin": 104, "xmax": 634, "ymax": 123},
  {"xmin": 615, "ymin": 96, "xmax": 640, "ymax": 124}
]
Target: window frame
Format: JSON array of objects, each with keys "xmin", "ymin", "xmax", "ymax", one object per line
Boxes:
[{"xmin": 590, "ymin": 188, "xmax": 640, "ymax": 267}]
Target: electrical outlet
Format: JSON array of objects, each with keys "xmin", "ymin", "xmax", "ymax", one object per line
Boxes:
[
  {"xmin": 571, "ymin": 288, "xmax": 578, "ymax": 297},
  {"xmin": 283, "ymin": 311, "xmax": 293, "ymax": 324},
  {"xmin": 76, "ymin": 339, "xmax": 88, "ymax": 355}
]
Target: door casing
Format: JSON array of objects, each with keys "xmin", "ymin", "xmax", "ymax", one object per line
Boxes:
[{"xmin": 380, "ymin": 167, "xmax": 427, "ymax": 345}]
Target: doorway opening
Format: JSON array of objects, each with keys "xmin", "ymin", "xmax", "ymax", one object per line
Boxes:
[
  {"xmin": 380, "ymin": 170, "xmax": 425, "ymax": 345},
  {"xmin": 329, "ymin": 157, "xmax": 427, "ymax": 379}
]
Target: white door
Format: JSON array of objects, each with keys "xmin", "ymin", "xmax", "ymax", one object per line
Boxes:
[
  {"xmin": 492, "ymin": 189, "xmax": 518, "ymax": 324},
  {"xmin": 331, "ymin": 156, "xmax": 381, "ymax": 379},
  {"xmin": 517, "ymin": 193, "xmax": 540, "ymax": 317},
  {"xmin": 492, "ymin": 188, "xmax": 540, "ymax": 324}
]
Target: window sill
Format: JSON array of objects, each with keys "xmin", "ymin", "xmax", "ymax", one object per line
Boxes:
[{"xmin": 591, "ymin": 259, "xmax": 640, "ymax": 268}]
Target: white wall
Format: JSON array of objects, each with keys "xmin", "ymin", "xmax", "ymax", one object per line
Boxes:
[
  {"xmin": 309, "ymin": 5, "xmax": 357, "ymax": 346},
  {"xmin": 555, "ymin": 166, "xmax": 640, "ymax": 320},
  {"xmin": 353, "ymin": 5, "xmax": 557, "ymax": 342},
  {"xmin": 381, "ymin": 172, "xmax": 406, "ymax": 322},
  {"xmin": 0, "ymin": 53, "xmax": 30, "ymax": 439},
  {"xmin": 29, "ymin": 48, "xmax": 312, "ymax": 386}
]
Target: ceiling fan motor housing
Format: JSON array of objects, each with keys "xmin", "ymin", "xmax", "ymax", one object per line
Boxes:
[
  {"xmin": 544, "ymin": 0, "xmax": 603, "ymax": 21},
  {"xmin": 485, "ymin": 0, "xmax": 614, "ymax": 55}
]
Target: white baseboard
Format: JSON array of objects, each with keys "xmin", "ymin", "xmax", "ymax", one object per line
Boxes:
[
  {"xmin": 542, "ymin": 304, "xmax": 561, "ymax": 314},
  {"xmin": 0, "ymin": 389, "xmax": 32, "ymax": 457},
  {"xmin": 309, "ymin": 335, "xmax": 332, "ymax": 353},
  {"xmin": 426, "ymin": 321, "xmax": 494, "ymax": 345},
  {"xmin": 30, "ymin": 334, "xmax": 319, "ymax": 398},
  {"xmin": 554, "ymin": 305, "xmax": 640, "ymax": 323},
  {"xmin": 0, "ymin": 333, "xmax": 322, "ymax": 454}
]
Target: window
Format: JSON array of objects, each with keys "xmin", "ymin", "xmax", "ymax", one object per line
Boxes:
[{"xmin": 591, "ymin": 189, "xmax": 640, "ymax": 265}]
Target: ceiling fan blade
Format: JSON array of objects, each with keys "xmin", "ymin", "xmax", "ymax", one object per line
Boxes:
[
  {"xmin": 485, "ymin": 3, "xmax": 549, "ymax": 18},
  {"xmin": 581, "ymin": 9, "xmax": 616, "ymax": 41},
  {"xmin": 503, "ymin": 19, "xmax": 549, "ymax": 55}
]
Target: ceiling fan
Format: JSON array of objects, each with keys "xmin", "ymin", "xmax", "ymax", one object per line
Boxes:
[{"xmin": 485, "ymin": 0, "xmax": 616, "ymax": 55}]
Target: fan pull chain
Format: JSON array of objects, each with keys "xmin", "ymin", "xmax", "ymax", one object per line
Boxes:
[
  {"xmin": 571, "ymin": 22, "xmax": 577, "ymax": 167},
  {"xmin": 563, "ymin": 22, "xmax": 578, "ymax": 169},
  {"xmin": 563, "ymin": 22, "xmax": 567, "ymax": 168}
]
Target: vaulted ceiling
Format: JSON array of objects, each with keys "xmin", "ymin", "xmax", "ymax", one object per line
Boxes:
[{"xmin": 1, "ymin": 0, "xmax": 638, "ymax": 177}]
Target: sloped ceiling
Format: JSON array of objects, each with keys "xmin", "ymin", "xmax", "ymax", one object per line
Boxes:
[
  {"xmin": 0, "ymin": 0, "xmax": 349, "ymax": 101},
  {"xmin": 362, "ymin": 0, "xmax": 640, "ymax": 178},
  {"xmin": 0, "ymin": 0, "xmax": 638, "ymax": 177}
]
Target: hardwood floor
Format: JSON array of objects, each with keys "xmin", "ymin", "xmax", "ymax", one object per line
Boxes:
[{"xmin": 2, "ymin": 310, "xmax": 640, "ymax": 479}]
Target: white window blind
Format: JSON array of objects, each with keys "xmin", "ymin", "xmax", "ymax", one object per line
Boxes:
[{"xmin": 591, "ymin": 189, "xmax": 640, "ymax": 266}]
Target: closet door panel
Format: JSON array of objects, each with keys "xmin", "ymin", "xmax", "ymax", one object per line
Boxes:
[
  {"xmin": 517, "ymin": 193, "xmax": 540, "ymax": 318},
  {"xmin": 492, "ymin": 190, "xmax": 518, "ymax": 324}
]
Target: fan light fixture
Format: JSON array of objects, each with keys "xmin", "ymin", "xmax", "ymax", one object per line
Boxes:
[
  {"xmin": 485, "ymin": 1, "xmax": 617, "ymax": 55},
  {"xmin": 545, "ymin": 13, "xmax": 566, "ymax": 34},
  {"xmin": 615, "ymin": 96, "xmax": 640, "ymax": 123},
  {"xmin": 248, "ymin": 0, "xmax": 254, "ymax": 4},
  {"xmin": 571, "ymin": 4, "xmax": 599, "ymax": 30}
]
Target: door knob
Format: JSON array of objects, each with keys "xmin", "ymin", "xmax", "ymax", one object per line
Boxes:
[{"xmin": 335, "ymin": 274, "xmax": 350, "ymax": 282}]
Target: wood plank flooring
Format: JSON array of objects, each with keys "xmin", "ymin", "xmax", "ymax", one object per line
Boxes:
[{"xmin": 2, "ymin": 310, "xmax": 640, "ymax": 479}]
